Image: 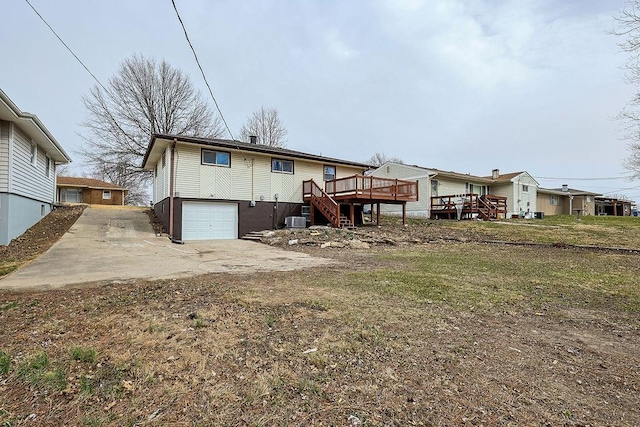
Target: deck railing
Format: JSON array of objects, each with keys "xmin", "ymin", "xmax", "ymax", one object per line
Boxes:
[
  {"xmin": 323, "ymin": 175, "xmax": 418, "ymax": 201},
  {"xmin": 303, "ymin": 179, "xmax": 340, "ymax": 227},
  {"xmin": 431, "ymin": 193, "xmax": 507, "ymax": 220}
]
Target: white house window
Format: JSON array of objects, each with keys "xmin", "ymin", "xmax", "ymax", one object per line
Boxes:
[
  {"xmin": 30, "ymin": 143, "xmax": 37, "ymax": 166},
  {"xmin": 323, "ymin": 165, "xmax": 336, "ymax": 181},
  {"xmin": 45, "ymin": 156, "xmax": 51, "ymax": 177},
  {"xmin": 522, "ymin": 185, "xmax": 529, "ymax": 193},
  {"xmin": 271, "ymin": 158, "xmax": 294, "ymax": 174},
  {"xmin": 550, "ymin": 195, "xmax": 563, "ymax": 206},
  {"xmin": 162, "ymin": 150, "xmax": 166, "ymax": 168},
  {"xmin": 202, "ymin": 149, "xmax": 231, "ymax": 167},
  {"xmin": 154, "ymin": 164, "xmax": 158, "ymax": 177},
  {"xmin": 431, "ymin": 180, "xmax": 438, "ymax": 197},
  {"xmin": 103, "ymin": 190, "xmax": 111, "ymax": 200}
]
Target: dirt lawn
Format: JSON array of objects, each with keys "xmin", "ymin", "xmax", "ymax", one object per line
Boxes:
[{"xmin": 1, "ymin": 216, "xmax": 639, "ymax": 426}]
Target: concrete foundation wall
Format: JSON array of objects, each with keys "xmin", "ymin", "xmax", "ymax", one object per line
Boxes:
[{"xmin": 0, "ymin": 192, "xmax": 51, "ymax": 245}]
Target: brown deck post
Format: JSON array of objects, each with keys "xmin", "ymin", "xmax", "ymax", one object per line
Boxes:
[
  {"xmin": 310, "ymin": 202, "xmax": 315, "ymax": 225},
  {"xmin": 402, "ymin": 203, "xmax": 407, "ymax": 225},
  {"xmin": 376, "ymin": 202, "xmax": 381, "ymax": 225},
  {"xmin": 350, "ymin": 203, "xmax": 355, "ymax": 227}
]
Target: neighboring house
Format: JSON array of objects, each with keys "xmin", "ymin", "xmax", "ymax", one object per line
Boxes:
[
  {"xmin": 537, "ymin": 186, "xmax": 600, "ymax": 216},
  {"xmin": 57, "ymin": 176, "xmax": 127, "ymax": 205},
  {"xmin": 595, "ymin": 196, "xmax": 634, "ymax": 216},
  {"xmin": 0, "ymin": 89, "xmax": 71, "ymax": 245},
  {"xmin": 370, "ymin": 163, "xmax": 537, "ymax": 219},
  {"xmin": 142, "ymin": 134, "xmax": 412, "ymax": 240},
  {"xmin": 485, "ymin": 170, "xmax": 539, "ymax": 216}
]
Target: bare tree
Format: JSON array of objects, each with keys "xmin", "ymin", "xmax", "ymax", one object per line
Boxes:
[
  {"xmin": 239, "ymin": 106, "xmax": 287, "ymax": 147},
  {"xmin": 80, "ymin": 54, "xmax": 224, "ymax": 202},
  {"xmin": 614, "ymin": 1, "xmax": 640, "ymax": 178},
  {"xmin": 92, "ymin": 161, "xmax": 149, "ymax": 206},
  {"xmin": 366, "ymin": 152, "xmax": 405, "ymax": 167}
]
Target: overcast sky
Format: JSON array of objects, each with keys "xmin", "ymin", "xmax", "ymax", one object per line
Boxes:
[{"xmin": 1, "ymin": 0, "xmax": 638, "ymax": 201}]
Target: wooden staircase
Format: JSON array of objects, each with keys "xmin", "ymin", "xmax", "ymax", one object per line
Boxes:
[
  {"xmin": 477, "ymin": 195, "xmax": 507, "ymax": 220},
  {"xmin": 306, "ymin": 179, "xmax": 354, "ymax": 229}
]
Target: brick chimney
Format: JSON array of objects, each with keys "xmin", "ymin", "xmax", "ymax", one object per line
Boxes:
[
  {"xmin": 249, "ymin": 135, "xmax": 257, "ymax": 144},
  {"xmin": 492, "ymin": 169, "xmax": 499, "ymax": 179}
]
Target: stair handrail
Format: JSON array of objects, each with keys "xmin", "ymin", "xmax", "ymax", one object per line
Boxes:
[{"xmin": 307, "ymin": 179, "xmax": 340, "ymax": 227}]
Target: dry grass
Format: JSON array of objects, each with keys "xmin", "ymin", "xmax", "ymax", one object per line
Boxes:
[{"xmin": 1, "ymin": 221, "xmax": 639, "ymax": 425}]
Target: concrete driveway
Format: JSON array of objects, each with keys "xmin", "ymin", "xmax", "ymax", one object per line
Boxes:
[{"xmin": 0, "ymin": 206, "xmax": 332, "ymax": 290}]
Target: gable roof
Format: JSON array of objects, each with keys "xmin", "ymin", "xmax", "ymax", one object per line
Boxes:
[
  {"xmin": 57, "ymin": 176, "xmax": 126, "ymax": 191},
  {"xmin": 485, "ymin": 171, "xmax": 524, "ymax": 182},
  {"xmin": 142, "ymin": 134, "xmax": 372, "ymax": 170},
  {"xmin": 430, "ymin": 168, "xmax": 494, "ymax": 183},
  {"xmin": 0, "ymin": 89, "xmax": 71, "ymax": 163},
  {"xmin": 537, "ymin": 187, "xmax": 601, "ymax": 196},
  {"xmin": 374, "ymin": 163, "xmax": 495, "ymax": 183}
]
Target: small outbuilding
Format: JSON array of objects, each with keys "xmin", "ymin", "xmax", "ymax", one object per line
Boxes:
[{"xmin": 57, "ymin": 176, "xmax": 127, "ymax": 205}]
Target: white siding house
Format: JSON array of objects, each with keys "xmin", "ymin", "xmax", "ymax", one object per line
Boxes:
[
  {"xmin": 142, "ymin": 134, "xmax": 369, "ymax": 240},
  {"xmin": 370, "ymin": 163, "xmax": 494, "ymax": 218},
  {"xmin": 0, "ymin": 89, "xmax": 71, "ymax": 245},
  {"xmin": 488, "ymin": 171, "xmax": 539, "ymax": 215},
  {"xmin": 370, "ymin": 163, "xmax": 538, "ymax": 219}
]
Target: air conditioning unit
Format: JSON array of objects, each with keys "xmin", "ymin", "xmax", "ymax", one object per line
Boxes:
[{"xmin": 285, "ymin": 216, "xmax": 307, "ymax": 229}]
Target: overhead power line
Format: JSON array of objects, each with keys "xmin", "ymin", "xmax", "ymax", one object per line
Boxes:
[
  {"xmin": 535, "ymin": 175, "xmax": 634, "ymax": 181},
  {"xmin": 24, "ymin": 0, "xmax": 142, "ymax": 151},
  {"xmin": 171, "ymin": 0, "xmax": 235, "ymax": 140},
  {"xmin": 24, "ymin": 0, "xmax": 108, "ymax": 92}
]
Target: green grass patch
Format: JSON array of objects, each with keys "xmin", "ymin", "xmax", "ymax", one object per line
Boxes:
[
  {"xmin": 325, "ymin": 245, "xmax": 640, "ymax": 314},
  {"xmin": 0, "ymin": 351, "xmax": 11, "ymax": 375},
  {"xmin": 71, "ymin": 346, "xmax": 97, "ymax": 363},
  {"xmin": 17, "ymin": 352, "xmax": 67, "ymax": 391},
  {"xmin": 0, "ymin": 263, "xmax": 18, "ymax": 277},
  {"xmin": 0, "ymin": 301, "xmax": 18, "ymax": 311}
]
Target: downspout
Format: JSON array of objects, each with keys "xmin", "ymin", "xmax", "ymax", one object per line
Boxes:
[
  {"xmin": 428, "ymin": 172, "xmax": 439, "ymax": 219},
  {"xmin": 169, "ymin": 139, "xmax": 177, "ymax": 240}
]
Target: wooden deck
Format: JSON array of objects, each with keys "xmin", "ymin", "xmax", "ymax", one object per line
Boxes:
[
  {"xmin": 303, "ymin": 175, "xmax": 418, "ymax": 228},
  {"xmin": 431, "ymin": 194, "xmax": 508, "ymax": 220}
]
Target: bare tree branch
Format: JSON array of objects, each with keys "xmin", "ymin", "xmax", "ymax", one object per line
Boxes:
[
  {"xmin": 80, "ymin": 54, "xmax": 224, "ymax": 203},
  {"xmin": 366, "ymin": 152, "xmax": 405, "ymax": 167},
  {"xmin": 614, "ymin": 1, "xmax": 640, "ymax": 179},
  {"xmin": 239, "ymin": 106, "xmax": 288, "ymax": 147}
]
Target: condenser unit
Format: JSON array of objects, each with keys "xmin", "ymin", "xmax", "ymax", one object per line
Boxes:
[{"xmin": 285, "ymin": 216, "xmax": 307, "ymax": 229}]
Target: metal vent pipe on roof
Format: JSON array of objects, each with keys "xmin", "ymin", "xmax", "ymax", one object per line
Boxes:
[{"xmin": 249, "ymin": 135, "xmax": 257, "ymax": 144}]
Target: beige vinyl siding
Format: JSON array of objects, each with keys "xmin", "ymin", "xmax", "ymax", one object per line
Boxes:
[
  {"xmin": 173, "ymin": 144, "xmax": 199, "ymax": 198},
  {"xmin": 370, "ymin": 164, "xmax": 430, "ymax": 216},
  {"xmin": 172, "ymin": 143, "xmax": 365, "ymax": 203},
  {"xmin": 0, "ymin": 121, "xmax": 8, "ymax": 191},
  {"xmin": 373, "ymin": 163, "xmax": 426, "ymax": 180},
  {"xmin": 536, "ymin": 193, "xmax": 564, "ymax": 216},
  {"xmin": 10, "ymin": 124, "xmax": 55, "ymax": 203}
]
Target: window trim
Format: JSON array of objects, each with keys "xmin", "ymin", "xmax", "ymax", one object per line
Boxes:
[
  {"xmin": 271, "ymin": 158, "xmax": 294, "ymax": 174},
  {"xmin": 30, "ymin": 142, "xmax": 37, "ymax": 166},
  {"xmin": 323, "ymin": 165, "xmax": 336, "ymax": 181},
  {"xmin": 45, "ymin": 156, "xmax": 51, "ymax": 178},
  {"xmin": 102, "ymin": 190, "xmax": 112, "ymax": 200},
  {"xmin": 201, "ymin": 149, "xmax": 231, "ymax": 167}
]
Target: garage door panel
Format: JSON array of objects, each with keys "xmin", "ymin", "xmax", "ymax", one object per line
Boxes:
[{"xmin": 182, "ymin": 202, "xmax": 238, "ymax": 240}]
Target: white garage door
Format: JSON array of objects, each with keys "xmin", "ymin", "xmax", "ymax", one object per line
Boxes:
[{"xmin": 182, "ymin": 202, "xmax": 238, "ymax": 240}]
